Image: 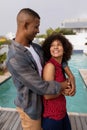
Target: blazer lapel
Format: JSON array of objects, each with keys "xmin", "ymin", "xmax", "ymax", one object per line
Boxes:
[
  {"xmin": 13, "ymin": 40, "xmax": 38, "ymax": 71},
  {"xmin": 32, "ymin": 43, "xmax": 45, "ymax": 67},
  {"xmin": 24, "ymin": 49, "xmax": 38, "ymax": 71}
]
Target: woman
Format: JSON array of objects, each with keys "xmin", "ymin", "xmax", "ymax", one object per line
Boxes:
[{"xmin": 42, "ymin": 33, "xmax": 76, "ymax": 130}]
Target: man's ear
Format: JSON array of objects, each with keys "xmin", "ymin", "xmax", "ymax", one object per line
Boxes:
[{"xmin": 24, "ymin": 22, "xmax": 29, "ymax": 30}]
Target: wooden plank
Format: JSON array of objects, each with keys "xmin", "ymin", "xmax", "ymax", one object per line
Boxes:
[
  {"xmin": 69, "ymin": 115, "xmax": 77, "ymax": 130},
  {"xmin": 85, "ymin": 115, "xmax": 87, "ymax": 122},
  {"xmin": 12, "ymin": 116, "xmax": 22, "ymax": 130},
  {"xmin": 68, "ymin": 113, "xmax": 87, "ymax": 130},
  {"xmin": 9, "ymin": 112, "xmax": 19, "ymax": 129},
  {"xmin": 17, "ymin": 123, "xmax": 23, "ymax": 130},
  {"xmin": 75, "ymin": 115, "xmax": 82, "ymax": 130},
  {"xmin": 1, "ymin": 111, "xmax": 17, "ymax": 130},
  {"xmin": 80, "ymin": 116, "xmax": 87, "ymax": 130},
  {"xmin": 0, "ymin": 111, "xmax": 9, "ymax": 129},
  {"xmin": 0, "ymin": 108, "xmax": 22, "ymax": 130}
]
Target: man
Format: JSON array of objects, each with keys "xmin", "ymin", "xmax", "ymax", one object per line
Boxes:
[{"xmin": 6, "ymin": 8, "xmax": 75, "ymax": 130}]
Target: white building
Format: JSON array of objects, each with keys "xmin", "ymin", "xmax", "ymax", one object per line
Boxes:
[
  {"xmin": 61, "ymin": 18, "xmax": 87, "ymax": 33},
  {"xmin": 65, "ymin": 33, "xmax": 87, "ymax": 51},
  {"xmin": 5, "ymin": 32, "xmax": 15, "ymax": 40}
]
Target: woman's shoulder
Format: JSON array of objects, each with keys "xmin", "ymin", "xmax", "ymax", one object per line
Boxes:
[
  {"xmin": 43, "ymin": 61, "xmax": 55, "ymax": 80},
  {"xmin": 44, "ymin": 61, "xmax": 55, "ymax": 71}
]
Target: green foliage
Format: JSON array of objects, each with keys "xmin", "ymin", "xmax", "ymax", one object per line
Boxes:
[
  {"xmin": 0, "ymin": 39, "xmax": 11, "ymax": 46},
  {"xmin": 0, "ymin": 69, "xmax": 4, "ymax": 75},
  {"xmin": 54, "ymin": 28, "xmax": 61, "ymax": 33},
  {"xmin": 57, "ymin": 28, "xmax": 76, "ymax": 35},
  {"xmin": 36, "ymin": 34, "xmax": 46, "ymax": 38},
  {"xmin": 46, "ymin": 27, "xmax": 54, "ymax": 36},
  {"xmin": 0, "ymin": 53, "xmax": 7, "ymax": 63},
  {"xmin": 37, "ymin": 27, "xmax": 76, "ymax": 38},
  {"xmin": 0, "ymin": 41, "xmax": 5, "ymax": 46}
]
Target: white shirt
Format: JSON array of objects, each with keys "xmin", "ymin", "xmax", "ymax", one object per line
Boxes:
[{"xmin": 25, "ymin": 45, "xmax": 42, "ymax": 76}]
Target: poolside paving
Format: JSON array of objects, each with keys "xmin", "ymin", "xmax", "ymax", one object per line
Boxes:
[
  {"xmin": 79, "ymin": 69, "xmax": 87, "ymax": 86},
  {"xmin": 0, "ymin": 71, "xmax": 11, "ymax": 84}
]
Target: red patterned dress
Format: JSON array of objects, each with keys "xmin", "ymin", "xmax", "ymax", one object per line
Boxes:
[{"xmin": 43, "ymin": 58, "xmax": 66, "ymax": 120}]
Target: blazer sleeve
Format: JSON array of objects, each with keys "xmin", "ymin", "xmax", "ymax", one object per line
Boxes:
[{"xmin": 7, "ymin": 52, "xmax": 61, "ymax": 96}]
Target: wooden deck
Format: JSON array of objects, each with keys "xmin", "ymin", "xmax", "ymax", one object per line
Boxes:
[
  {"xmin": 0, "ymin": 107, "xmax": 87, "ymax": 130},
  {"xmin": 69, "ymin": 112, "xmax": 87, "ymax": 130},
  {"xmin": 0, "ymin": 108, "xmax": 22, "ymax": 130}
]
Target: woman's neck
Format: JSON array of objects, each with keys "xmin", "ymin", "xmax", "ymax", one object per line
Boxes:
[{"xmin": 52, "ymin": 56, "xmax": 62, "ymax": 64}]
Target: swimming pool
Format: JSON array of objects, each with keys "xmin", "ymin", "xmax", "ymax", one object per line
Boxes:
[
  {"xmin": 0, "ymin": 53, "xmax": 87, "ymax": 113},
  {"xmin": 66, "ymin": 52, "xmax": 87, "ymax": 113}
]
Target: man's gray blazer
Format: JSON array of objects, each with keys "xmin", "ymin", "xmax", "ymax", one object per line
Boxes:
[{"xmin": 6, "ymin": 40, "xmax": 61, "ymax": 120}]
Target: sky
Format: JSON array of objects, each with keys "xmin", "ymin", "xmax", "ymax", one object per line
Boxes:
[{"xmin": 0, "ymin": 0, "xmax": 87, "ymax": 35}]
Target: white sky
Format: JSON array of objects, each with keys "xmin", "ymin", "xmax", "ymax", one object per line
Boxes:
[{"xmin": 0, "ymin": 0, "xmax": 87, "ymax": 35}]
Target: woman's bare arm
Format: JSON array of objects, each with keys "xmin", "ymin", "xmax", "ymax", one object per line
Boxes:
[
  {"xmin": 43, "ymin": 63, "xmax": 61, "ymax": 100},
  {"xmin": 64, "ymin": 66, "xmax": 76, "ymax": 96}
]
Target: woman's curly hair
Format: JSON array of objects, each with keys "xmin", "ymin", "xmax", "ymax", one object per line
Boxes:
[{"xmin": 42, "ymin": 32, "xmax": 73, "ymax": 62}]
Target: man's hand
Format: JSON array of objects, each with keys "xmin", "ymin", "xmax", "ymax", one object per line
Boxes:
[
  {"xmin": 61, "ymin": 78, "xmax": 76, "ymax": 96},
  {"xmin": 60, "ymin": 79, "xmax": 71, "ymax": 90}
]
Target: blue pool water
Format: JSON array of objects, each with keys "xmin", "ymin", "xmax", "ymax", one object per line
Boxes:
[
  {"xmin": 0, "ymin": 53, "xmax": 87, "ymax": 113},
  {"xmin": 66, "ymin": 53, "xmax": 87, "ymax": 113},
  {"xmin": 0, "ymin": 78, "xmax": 17, "ymax": 108}
]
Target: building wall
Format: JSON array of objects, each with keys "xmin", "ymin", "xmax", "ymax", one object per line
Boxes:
[
  {"xmin": 65, "ymin": 33, "xmax": 87, "ymax": 50},
  {"xmin": 62, "ymin": 18, "xmax": 87, "ymax": 33}
]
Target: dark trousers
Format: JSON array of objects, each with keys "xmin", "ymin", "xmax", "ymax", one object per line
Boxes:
[{"xmin": 42, "ymin": 113, "xmax": 71, "ymax": 130}]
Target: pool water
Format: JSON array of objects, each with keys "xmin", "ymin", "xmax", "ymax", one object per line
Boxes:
[
  {"xmin": 0, "ymin": 78, "xmax": 17, "ymax": 108},
  {"xmin": 0, "ymin": 53, "xmax": 87, "ymax": 113},
  {"xmin": 66, "ymin": 53, "xmax": 87, "ymax": 113}
]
